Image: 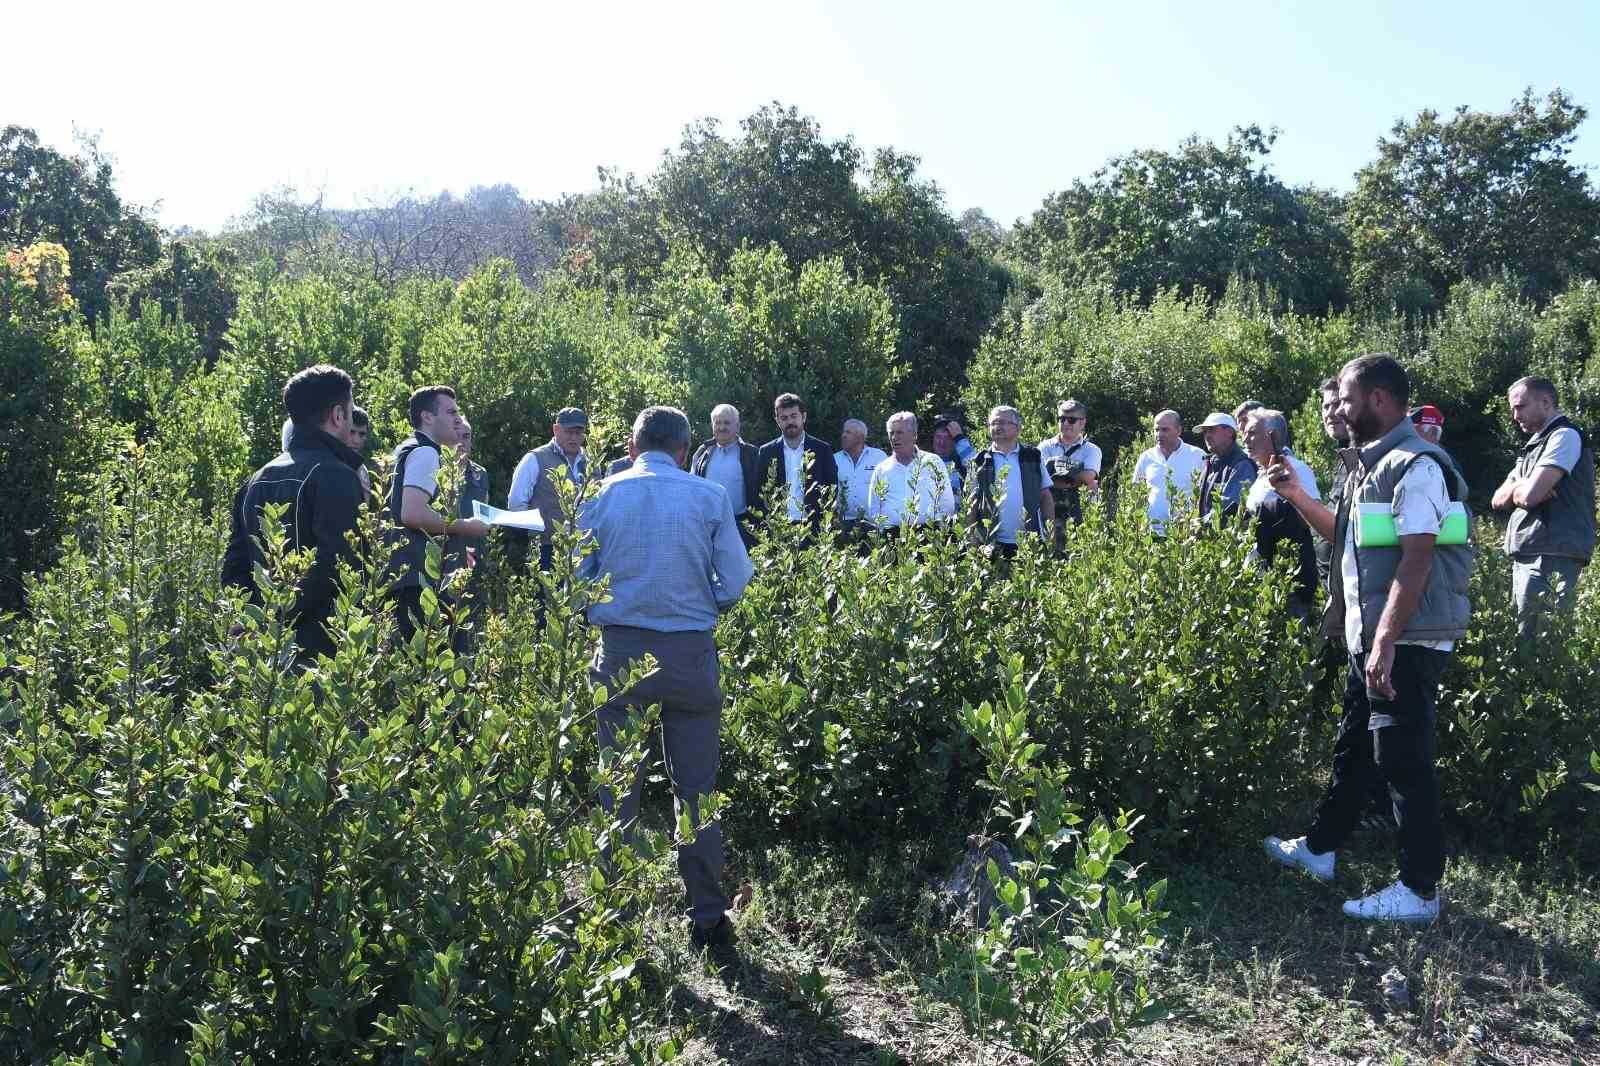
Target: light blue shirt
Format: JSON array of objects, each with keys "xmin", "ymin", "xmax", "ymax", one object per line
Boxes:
[
  {"xmin": 576, "ymin": 451, "xmax": 754, "ymax": 632},
  {"xmin": 943, "ymin": 434, "xmax": 977, "ymax": 497},
  {"xmin": 990, "ymin": 445, "xmax": 1026, "ymax": 545},
  {"xmin": 705, "ymin": 442, "xmax": 747, "ymax": 515}
]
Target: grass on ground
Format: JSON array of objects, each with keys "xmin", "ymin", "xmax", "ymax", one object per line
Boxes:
[{"xmin": 617, "ymin": 819, "xmax": 1599, "ymax": 1066}]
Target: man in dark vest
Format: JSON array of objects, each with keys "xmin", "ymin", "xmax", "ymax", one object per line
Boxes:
[
  {"xmin": 1197, "ymin": 411, "xmax": 1257, "ymax": 523},
  {"xmin": 388, "ymin": 385, "xmax": 489, "ymax": 642},
  {"xmin": 1262, "ymin": 354, "xmax": 1472, "ymax": 925},
  {"xmin": 222, "ymin": 364, "xmax": 366, "ymax": 661},
  {"xmin": 967, "ymin": 405, "xmax": 1057, "ymax": 557},
  {"xmin": 690, "ymin": 403, "xmax": 763, "ymax": 547},
  {"xmin": 1492, "ymin": 376, "xmax": 1596, "ymax": 639}
]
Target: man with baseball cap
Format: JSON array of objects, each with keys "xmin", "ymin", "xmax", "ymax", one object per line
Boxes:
[
  {"xmin": 1197, "ymin": 411, "xmax": 1257, "ymax": 523},
  {"xmin": 1410, "ymin": 405, "xmax": 1445, "ymax": 445},
  {"xmin": 509, "ymin": 407, "xmax": 591, "ymax": 571}
]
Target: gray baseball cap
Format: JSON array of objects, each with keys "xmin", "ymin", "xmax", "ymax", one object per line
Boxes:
[{"xmin": 555, "ymin": 407, "xmax": 589, "ymax": 428}]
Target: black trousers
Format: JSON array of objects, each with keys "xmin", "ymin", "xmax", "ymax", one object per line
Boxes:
[{"xmin": 1306, "ymin": 645, "xmax": 1448, "ymax": 895}]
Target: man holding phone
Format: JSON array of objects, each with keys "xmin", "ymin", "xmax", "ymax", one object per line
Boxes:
[{"xmin": 1260, "ymin": 354, "xmax": 1472, "ymax": 924}]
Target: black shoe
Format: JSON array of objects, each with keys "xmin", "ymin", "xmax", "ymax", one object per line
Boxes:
[{"xmin": 689, "ymin": 914, "xmax": 735, "ymax": 950}]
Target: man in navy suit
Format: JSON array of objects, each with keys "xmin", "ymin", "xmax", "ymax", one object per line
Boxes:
[{"xmin": 757, "ymin": 392, "xmax": 839, "ymax": 530}]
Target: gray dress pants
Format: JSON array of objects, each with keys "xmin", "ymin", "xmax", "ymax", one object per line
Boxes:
[
  {"xmin": 592, "ymin": 625, "xmax": 728, "ymax": 925},
  {"xmin": 1512, "ymin": 554, "xmax": 1584, "ymax": 640}
]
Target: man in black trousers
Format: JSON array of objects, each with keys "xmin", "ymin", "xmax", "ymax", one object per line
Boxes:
[{"xmin": 1263, "ymin": 354, "xmax": 1472, "ymax": 925}]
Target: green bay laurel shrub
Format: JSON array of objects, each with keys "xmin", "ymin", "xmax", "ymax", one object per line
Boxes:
[
  {"xmin": 939, "ymin": 657, "xmax": 1167, "ymax": 1060},
  {"xmin": 0, "ymin": 450, "xmax": 680, "ymax": 1063},
  {"xmin": 0, "ymin": 243, "xmax": 122, "ymax": 610},
  {"xmin": 652, "ymin": 242, "xmax": 904, "ymax": 446},
  {"xmin": 1436, "ymin": 532, "xmax": 1600, "ymax": 852},
  {"xmin": 1530, "ymin": 277, "xmax": 1600, "ymax": 437},
  {"xmin": 719, "ymin": 480, "xmax": 1325, "ymax": 846},
  {"xmin": 416, "ymin": 264, "xmax": 681, "ymax": 487}
]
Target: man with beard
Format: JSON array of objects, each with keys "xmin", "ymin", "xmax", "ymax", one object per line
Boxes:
[
  {"xmin": 225, "ymin": 366, "xmax": 367, "ymax": 662},
  {"xmin": 756, "ymin": 393, "xmax": 838, "ymax": 530},
  {"xmin": 1263, "ymin": 354, "xmax": 1472, "ymax": 924},
  {"xmin": 388, "ymin": 386, "xmax": 490, "ymax": 642}
]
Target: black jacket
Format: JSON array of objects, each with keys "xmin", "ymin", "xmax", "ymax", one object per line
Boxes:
[
  {"xmin": 756, "ymin": 434, "xmax": 839, "ymax": 526},
  {"xmin": 690, "ymin": 438, "xmax": 763, "ymax": 514},
  {"xmin": 1198, "ymin": 443, "xmax": 1258, "ymax": 522},
  {"xmin": 222, "ymin": 424, "xmax": 366, "ymax": 657}
]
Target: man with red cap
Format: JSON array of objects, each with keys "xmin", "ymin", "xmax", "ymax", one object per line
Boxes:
[{"xmin": 1410, "ymin": 405, "xmax": 1445, "ymax": 446}]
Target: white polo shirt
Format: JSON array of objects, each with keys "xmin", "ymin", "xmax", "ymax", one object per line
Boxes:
[
  {"xmin": 835, "ymin": 445, "xmax": 889, "ymax": 520},
  {"xmin": 1132, "ymin": 442, "xmax": 1207, "ymax": 530}
]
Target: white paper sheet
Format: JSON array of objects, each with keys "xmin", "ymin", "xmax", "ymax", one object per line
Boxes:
[{"xmin": 472, "ymin": 499, "xmax": 545, "ymax": 531}]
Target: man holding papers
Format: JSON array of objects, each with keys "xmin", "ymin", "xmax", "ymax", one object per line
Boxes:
[
  {"xmin": 388, "ymin": 385, "xmax": 489, "ymax": 642},
  {"xmin": 1261, "ymin": 354, "xmax": 1472, "ymax": 927}
]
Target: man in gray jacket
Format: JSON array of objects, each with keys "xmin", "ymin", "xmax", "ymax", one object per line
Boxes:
[
  {"xmin": 508, "ymin": 407, "xmax": 590, "ymax": 571},
  {"xmin": 1261, "ymin": 354, "xmax": 1471, "ymax": 925},
  {"xmin": 1492, "ymin": 376, "xmax": 1595, "ymax": 639}
]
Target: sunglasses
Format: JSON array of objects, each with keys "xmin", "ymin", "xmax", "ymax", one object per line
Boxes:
[{"xmin": 1058, "ymin": 415, "xmax": 1084, "ymax": 423}]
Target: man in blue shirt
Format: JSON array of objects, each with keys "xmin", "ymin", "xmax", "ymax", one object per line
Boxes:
[
  {"xmin": 689, "ymin": 403, "xmax": 762, "ymax": 547},
  {"xmin": 577, "ymin": 405, "xmax": 754, "ymax": 948}
]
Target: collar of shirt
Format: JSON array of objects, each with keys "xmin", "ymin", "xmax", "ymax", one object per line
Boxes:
[{"xmin": 636, "ymin": 450, "xmax": 680, "ymax": 470}]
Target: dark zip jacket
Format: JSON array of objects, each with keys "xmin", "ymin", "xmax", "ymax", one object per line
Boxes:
[{"xmin": 221, "ymin": 424, "xmax": 366, "ymax": 657}]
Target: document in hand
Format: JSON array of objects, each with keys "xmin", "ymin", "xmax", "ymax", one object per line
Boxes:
[{"xmin": 472, "ymin": 499, "xmax": 546, "ymax": 531}]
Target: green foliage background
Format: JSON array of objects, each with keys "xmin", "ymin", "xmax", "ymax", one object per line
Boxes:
[{"xmin": 3, "ymin": 88, "xmax": 1600, "ymax": 1061}]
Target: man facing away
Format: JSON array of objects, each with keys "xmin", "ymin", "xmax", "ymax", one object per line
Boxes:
[
  {"xmin": 1038, "ymin": 399, "xmax": 1101, "ymax": 523},
  {"xmin": 508, "ymin": 407, "xmax": 591, "ymax": 570},
  {"xmin": 756, "ymin": 393, "xmax": 838, "ymax": 529},
  {"xmin": 1131, "ymin": 410, "xmax": 1207, "ymax": 534},
  {"xmin": 690, "ymin": 403, "xmax": 763, "ymax": 548},
  {"xmin": 1263, "ymin": 353, "xmax": 1473, "ymax": 924},
  {"xmin": 222, "ymin": 364, "xmax": 367, "ymax": 660},
  {"xmin": 866, "ymin": 412, "xmax": 956, "ymax": 529},
  {"xmin": 968, "ymin": 405, "xmax": 1056, "ymax": 556},
  {"xmin": 1492, "ymin": 376, "xmax": 1595, "ymax": 639},
  {"xmin": 834, "ymin": 418, "xmax": 889, "ymax": 530},
  {"xmin": 387, "ymin": 386, "xmax": 489, "ymax": 642},
  {"xmin": 1197, "ymin": 411, "xmax": 1257, "ymax": 522},
  {"xmin": 577, "ymin": 405, "xmax": 754, "ymax": 949}
]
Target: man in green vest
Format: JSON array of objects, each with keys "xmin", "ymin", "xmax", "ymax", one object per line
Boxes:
[
  {"xmin": 1492, "ymin": 376, "xmax": 1596, "ymax": 640},
  {"xmin": 1259, "ymin": 353, "xmax": 1472, "ymax": 925}
]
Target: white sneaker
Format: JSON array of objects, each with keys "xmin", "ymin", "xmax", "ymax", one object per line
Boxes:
[
  {"xmin": 1342, "ymin": 880, "xmax": 1440, "ymax": 924},
  {"xmin": 1263, "ymin": 835, "xmax": 1335, "ymax": 882}
]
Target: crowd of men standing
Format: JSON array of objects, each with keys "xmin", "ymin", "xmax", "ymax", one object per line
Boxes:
[{"xmin": 222, "ymin": 354, "xmax": 1593, "ymax": 941}]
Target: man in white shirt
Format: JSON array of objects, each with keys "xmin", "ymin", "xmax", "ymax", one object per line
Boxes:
[
  {"xmin": 755, "ymin": 393, "xmax": 838, "ymax": 529},
  {"xmin": 866, "ymin": 412, "xmax": 956, "ymax": 529},
  {"xmin": 1038, "ymin": 399, "xmax": 1102, "ymax": 523},
  {"xmin": 1131, "ymin": 410, "xmax": 1207, "ymax": 533},
  {"xmin": 834, "ymin": 418, "xmax": 888, "ymax": 528}
]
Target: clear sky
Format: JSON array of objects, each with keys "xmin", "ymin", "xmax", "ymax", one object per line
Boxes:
[{"xmin": 11, "ymin": 0, "xmax": 1600, "ymax": 232}]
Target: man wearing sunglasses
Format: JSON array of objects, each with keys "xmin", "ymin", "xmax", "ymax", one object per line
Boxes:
[{"xmin": 1038, "ymin": 399, "xmax": 1101, "ymax": 522}]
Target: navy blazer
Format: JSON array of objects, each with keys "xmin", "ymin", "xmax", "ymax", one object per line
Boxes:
[{"xmin": 756, "ymin": 433, "xmax": 839, "ymax": 525}]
